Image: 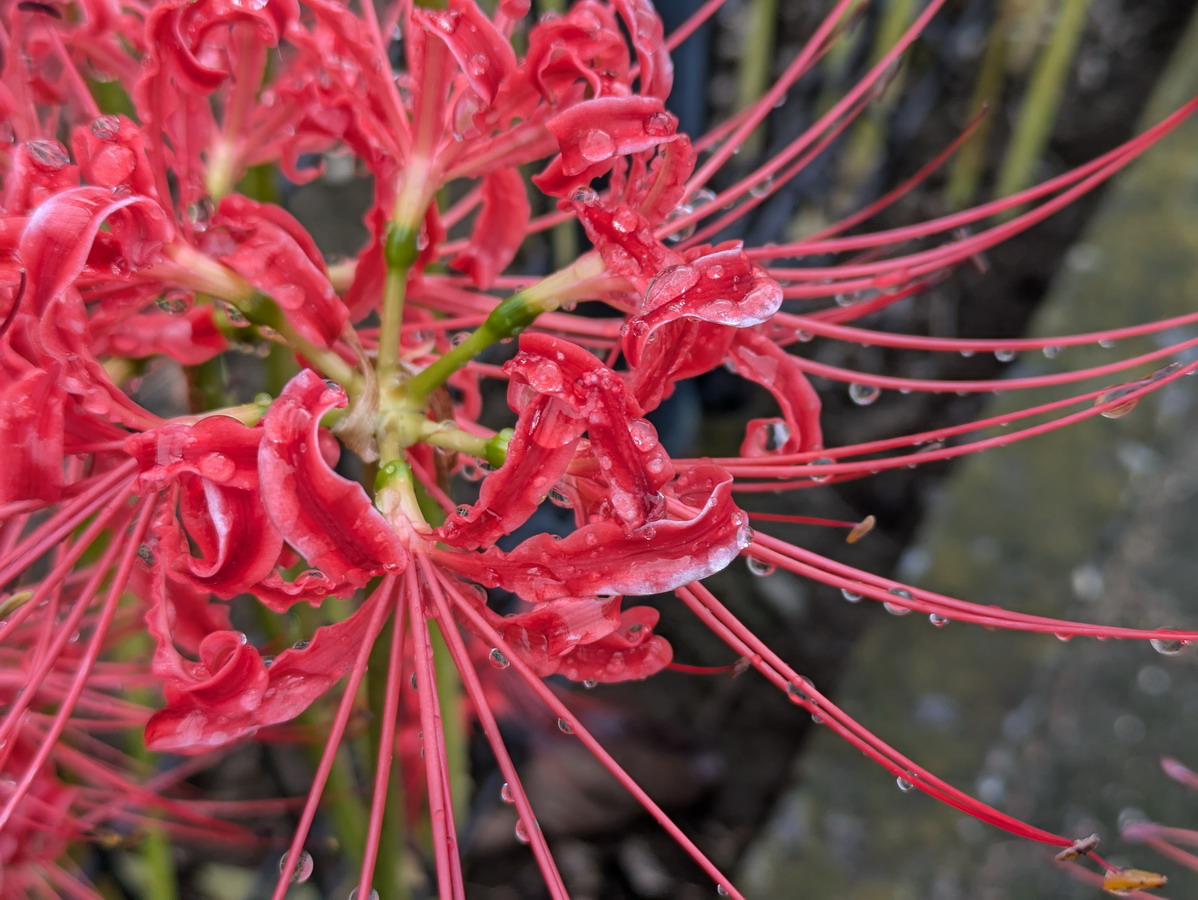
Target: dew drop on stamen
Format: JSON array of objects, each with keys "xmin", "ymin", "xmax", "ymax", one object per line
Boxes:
[
  {"xmin": 717, "ymin": 886, "xmax": 730, "ymax": 897},
  {"xmin": 994, "ymin": 348, "xmax": 1017, "ymax": 362},
  {"xmin": 556, "ymin": 717, "xmax": 574, "ymax": 734},
  {"xmin": 1042, "ymin": 345, "xmax": 1062, "ymax": 359},
  {"xmin": 514, "ymin": 819, "xmax": 532, "ymax": 843},
  {"xmin": 1150, "ymin": 637, "xmax": 1187, "ymax": 656},
  {"xmin": 883, "ymin": 587, "xmax": 913, "ymax": 616},
  {"xmin": 929, "ymin": 613, "xmax": 950, "ymax": 627},
  {"xmin": 348, "ymin": 890, "xmax": 380, "ymax": 900},
  {"xmin": 279, "ymin": 849, "xmax": 314, "ymax": 884},
  {"xmin": 746, "ymin": 557, "xmax": 775, "ymax": 577},
  {"xmin": 786, "ymin": 678, "xmax": 813, "ymax": 703},
  {"xmin": 489, "ymin": 648, "xmax": 510, "ymax": 669},
  {"xmin": 810, "ymin": 457, "xmax": 833, "ymax": 483},
  {"xmin": 896, "ymin": 776, "xmax": 915, "ymax": 793},
  {"xmin": 500, "ymin": 782, "xmax": 515, "ymax": 803},
  {"xmin": 841, "ymin": 588, "xmax": 863, "ymax": 603},
  {"xmin": 848, "ymin": 383, "xmax": 881, "ymax": 406},
  {"xmin": 1095, "ymin": 385, "xmax": 1139, "ymax": 419},
  {"xmin": 1099, "ymin": 338, "xmax": 1116, "ymax": 349},
  {"xmin": 748, "ymin": 175, "xmax": 774, "ymax": 198}
]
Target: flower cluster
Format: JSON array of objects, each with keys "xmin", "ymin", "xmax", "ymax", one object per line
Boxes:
[{"xmin": 0, "ymin": 0, "xmax": 1194, "ymax": 896}]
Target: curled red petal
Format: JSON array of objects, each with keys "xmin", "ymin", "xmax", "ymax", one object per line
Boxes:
[
  {"xmin": 202, "ymin": 195, "xmax": 348, "ymax": 348},
  {"xmin": 729, "ymin": 330, "xmax": 824, "ymax": 454},
  {"xmin": 449, "ymin": 167, "xmax": 529, "ymax": 289},
  {"xmin": 555, "ymin": 606, "xmax": 672, "ymax": 683},
  {"xmin": 71, "ymin": 115, "xmax": 161, "ymax": 200},
  {"xmin": 19, "ymin": 186, "xmax": 173, "ymax": 313},
  {"xmin": 146, "ymin": 568, "xmax": 380, "ymax": 753},
  {"xmin": 494, "ymin": 596, "xmax": 622, "ymax": 677},
  {"xmin": 174, "ymin": 477, "xmax": 284, "ymax": 596},
  {"xmin": 95, "ymin": 306, "xmax": 227, "ymax": 366},
  {"xmin": 439, "ymin": 464, "xmax": 749, "ymax": 601},
  {"xmin": 535, "ymin": 96, "xmax": 680, "ymax": 190},
  {"xmin": 259, "ymin": 370, "xmax": 406, "ymax": 586},
  {"xmin": 1, "ymin": 139, "xmax": 79, "ymax": 214},
  {"xmin": 621, "ymin": 243, "xmax": 783, "ymax": 368},
  {"xmin": 572, "ymin": 197, "xmax": 678, "ymax": 291},
  {"xmin": 416, "ymin": 0, "xmax": 517, "ymax": 106},
  {"xmin": 126, "ymin": 415, "xmax": 263, "ymax": 493},
  {"xmin": 612, "ymin": 0, "xmax": 672, "ymax": 99}
]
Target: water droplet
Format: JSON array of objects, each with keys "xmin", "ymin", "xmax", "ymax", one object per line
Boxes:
[
  {"xmin": 809, "ymin": 457, "xmax": 833, "ymax": 483},
  {"xmin": 557, "ymin": 718, "xmax": 574, "ymax": 734},
  {"xmin": 500, "ymin": 782, "xmax": 515, "ymax": 803},
  {"xmin": 25, "ymin": 139, "xmax": 70, "ymax": 169},
  {"xmin": 786, "ymin": 678, "xmax": 813, "ymax": 703},
  {"xmin": 223, "ymin": 303, "xmax": 248, "ymax": 326},
  {"xmin": 1042, "ymin": 345, "xmax": 1061, "ymax": 359},
  {"xmin": 841, "ymin": 588, "xmax": 863, "ymax": 603},
  {"xmin": 279, "ymin": 849, "xmax": 314, "ymax": 883},
  {"xmin": 489, "ymin": 648, "xmax": 510, "ymax": 669},
  {"xmin": 611, "ymin": 207, "xmax": 639, "ymax": 233},
  {"xmin": 514, "ymin": 819, "xmax": 532, "ymax": 843},
  {"xmin": 1150, "ymin": 636, "xmax": 1187, "ymax": 656},
  {"xmin": 579, "ymin": 129, "xmax": 616, "ymax": 163},
  {"xmin": 582, "ymin": 679, "xmax": 598, "ymax": 689},
  {"xmin": 156, "ymin": 290, "xmax": 192, "ymax": 314},
  {"xmin": 848, "ymin": 383, "xmax": 881, "ymax": 406},
  {"xmin": 292, "ymin": 640, "xmax": 309, "ymax": 650},
  {"xmin": 994, "ymin": 348, "xmax": 1017, "ymax": 362},
  {"xmin": 91, "ymin": 115, "xmax": 122, "ymax": 139},
  {"xmin": 643, "ymin": 111, "xmax": 673, "ymax": 136},
  {"xmin": 746, "ymin": 557, "xmax": 775, "ymax": 577},
  {"xmin": 547, "ymin": 488, "xmax": 573, "ymax": 509},
  {"xmin": 748, "ymin": 175, "xmax": 775, "ymax": 198},
  {"xmin": 1098, "ymin": 338, "xmax": 1116, "ymax": 349},
  {"xmin": 1095, "ymin": 385, "xmax": 1139, "ymax": 419},
  {"xmin": 664, "ymin": 203, "xmax": 696, "ymax": 241},
  {"xmin": 883, "ymin": 588, "xmax": 913, "ymax": 616},
  {"xmin": 262, "ymin": 655, "xmax": 275, "ymax": 667},
  {"xmin": 717, "ymin": 886, "xmax": 730, "ymax": 897},
  {"xmin": 929, "ymin": 613, "xmax": 950, "ymax": 627},
  {"xmin": 896, "ymin": 776, "xmax": 915, "ymax": 793},
  {"xmin": 137, "ymin": 545, "xmax": 155, "ymax": 567},
  {"xmin": 348, "ymin": 890, "xmax": 379, "ymax": 900}
]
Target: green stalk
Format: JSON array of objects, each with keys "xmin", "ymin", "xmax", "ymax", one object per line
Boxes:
[
  {"xmin": 993, "ymin": 0, "xmax": 1093, "ymax": 206},
  {"xmin": 945, "ymin": 2, "xmax": 1013, "ymax": 209},
  {"xmin": 376, "ymin": 224, "xmax": 419, "ymax": 396}
]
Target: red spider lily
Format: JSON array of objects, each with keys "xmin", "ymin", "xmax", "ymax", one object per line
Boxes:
[{"xmin": 0, "ymin": 0, "xmax": 1195, "ymax": 897}]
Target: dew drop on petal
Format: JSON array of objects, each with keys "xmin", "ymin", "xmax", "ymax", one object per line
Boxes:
[
  {"xmin": 746, "ymin": 557, "xmax": 775, "ymax": 577},
  {"xmin": 279, "ymin": 850, "xmax": 314, "ymax": 884},
  {"xmin": 643, "ymin": 111, "xmax": 673, "ymax": 136},
  {"xmin": 292, "ymin": 639, "xmax": 310, "ymax": 650},
  {"xmin": 137, "ymin": 545, "xmax": 155, "ymax": 567},
  {"xmin": 896, "ymin": 776, "xmax": 915, "ymax": 793},
  {"xmin": 489, "ymin": 648, "xmax": 510, "ymax": 669},
  {"xmin": 582, "ymin": 679, "xmax": 598, "ymax": 689},
  {"xmin": 611, "ymin": 207, "xmax": 639, "ymax": 233},
  {"xmin": 848, "ymin": 383, "xmax": 881, "ymax": 406},
  {"xmin": 156, "ymin": 290, "xmax": 192, "ymax": 315},
  {"xmin": 579, "ymin": 128, "xmax": 616, "ymax": 163}
]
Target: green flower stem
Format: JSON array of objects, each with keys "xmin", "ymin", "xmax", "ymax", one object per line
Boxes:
[
  {"xmin": 402, "ymin": 253, "xmax": 605, "ymax": 408},
  {"xmin": 376, "ymin": 223, "xmax": 419, "ymax": 395},
  {"xmin": 994, "ymin": 0, "xmax": 1093, "ymax": 205}
]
